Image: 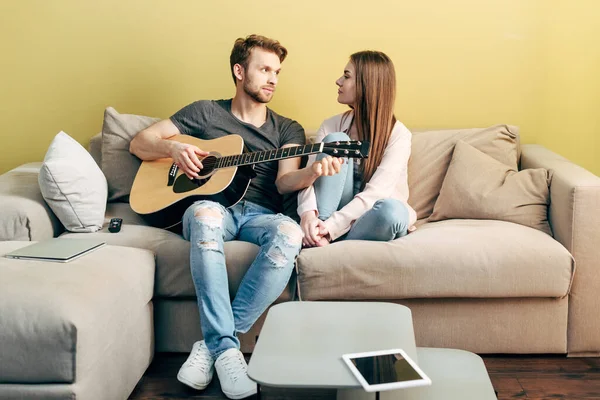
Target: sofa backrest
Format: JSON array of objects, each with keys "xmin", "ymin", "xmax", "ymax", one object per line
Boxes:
[
  {"xmin": 91, "ymin": 123, "xmax": 520, "ymax": 222},
  {"xmin": 408, "ymin": 125, "xmax": 519, "ymax": 220}
]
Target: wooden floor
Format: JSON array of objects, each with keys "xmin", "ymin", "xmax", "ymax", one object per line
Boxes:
[{"xmin": 129, "ymin": 353, "xmax": 600, "ymax": 400}]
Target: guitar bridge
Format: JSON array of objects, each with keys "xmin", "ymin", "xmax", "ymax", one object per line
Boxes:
[{"xmin": 168, "ymin": 163, "xmax": 179, "ymax": 186}]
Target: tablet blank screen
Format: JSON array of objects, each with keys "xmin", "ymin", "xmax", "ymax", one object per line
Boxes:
[{"xmin": 348, "ymin": 353, "xmax": 423, "ymax": 385}]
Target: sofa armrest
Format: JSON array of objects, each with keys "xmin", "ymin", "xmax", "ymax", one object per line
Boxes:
[
  {"xmin": 0, "ymin": 163, "xmax": 64, "ymax": 241},
  {"xmin": 521, "ymin": 144, "xmax": 600, "ymax": 355}
]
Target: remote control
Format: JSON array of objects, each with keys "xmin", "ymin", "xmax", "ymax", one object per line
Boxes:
[{"xmin": 108, "ymin": 218, "xmax": 122, "ymax": 233}]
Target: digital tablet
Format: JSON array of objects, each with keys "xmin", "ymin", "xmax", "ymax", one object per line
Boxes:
[{"xmin": 342, "ymin": 348, "xmax": 431, "ymax": 392}]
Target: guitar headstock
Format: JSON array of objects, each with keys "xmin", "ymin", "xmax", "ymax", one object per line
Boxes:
[{"xmin": 321, "ymin": 140, "xmax": 370, "ymax": 159}]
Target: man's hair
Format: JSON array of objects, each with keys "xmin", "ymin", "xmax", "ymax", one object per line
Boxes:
[{"xmin": 229, "ymin": 34, "xmax": 288, "ymax": 84}]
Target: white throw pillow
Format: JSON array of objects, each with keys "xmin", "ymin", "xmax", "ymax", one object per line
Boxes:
[{"xmin": 39, "ymin": 131, "xmax": 107, "ymax": 232}]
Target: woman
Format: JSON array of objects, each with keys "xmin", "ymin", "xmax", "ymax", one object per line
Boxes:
[{"xmin": 298, "ymin": 50, "xmax": 417, "ymax": 247}]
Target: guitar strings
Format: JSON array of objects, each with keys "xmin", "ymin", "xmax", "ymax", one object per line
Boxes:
[
  {"xmin": 191, "ymin": 143, "xmax": 361, "ymax": 169},
  {"xmin": 198, "ymin": 148, "xmax": 313, "ymax": 168}
]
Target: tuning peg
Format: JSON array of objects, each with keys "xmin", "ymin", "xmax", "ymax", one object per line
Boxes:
[
  {"xmin": 333, "ymin": 149, "xmax": 338, "ymax": 154},
  {"xmin": 344, "ymin": 150, "xmax": 349, "ymax": 154},
  {"xmin": 335, "ymin": 141, "xmax": 340, "ymax": 145},
  {"xmin": 346, "ymin": 141, "xmax": 351, "ymax": 145},
  {"xmin": 355, "ymin": 150, "xmax": 360, "ymax": 155},
  {"xmin": 357, "ymin": 141, "xmax": 362, "ymax": 145}
]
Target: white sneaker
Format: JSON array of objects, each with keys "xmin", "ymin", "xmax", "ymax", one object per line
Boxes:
[
  {"xmin": 215, "ymin": 348, "xmax": 257, "ymax": 399},
  {"xmin": 177, "ymin": 340, "xmax": 214, "ymax": 390}
]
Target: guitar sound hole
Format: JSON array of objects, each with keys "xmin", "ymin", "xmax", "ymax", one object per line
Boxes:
[
  {"xmin": 172, "ymin": 155, "xmax": 221, "ymax": 194},
  {"xmin": 198, "ymin": 155, "xmax": 218, "ymax": 178}
]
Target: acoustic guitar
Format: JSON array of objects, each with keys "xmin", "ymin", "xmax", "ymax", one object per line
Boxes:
[{"xmin": 130, "ymin": 134, "xmax": 370, "ymax": 228}]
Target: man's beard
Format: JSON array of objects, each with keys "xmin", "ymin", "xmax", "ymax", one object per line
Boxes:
[{"xmin": 243, "ymin": 80, "xmax": 274, "ymax": 104}]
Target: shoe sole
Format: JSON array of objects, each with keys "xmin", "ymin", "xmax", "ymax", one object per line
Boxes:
[
  {"xmin": 177, "ymin": 371, "xmax": 211, "ymax": 390},
  {"xmin": 222, "ymin": 386, "xmax": 258, "ymax": 400}
]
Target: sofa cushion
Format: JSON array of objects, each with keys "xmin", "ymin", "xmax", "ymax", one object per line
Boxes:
[
  {"xmin": 38, "ymin": 131, "xmax": 107, "ymax": 233},
  {"xmin": 60, "ymin": 225, "xmax": 295, "ymax": 301},
  {"xmin": 0, "ymin": 163, "xmax": 64, "ymax": 241},
  {"xmin": 101, "ymin": 107, "xmax": 160, "ymax": 202},
  {"xmin": 0, "ymin": 241, "xmax": 154, "ymax": 384},
  {"xmin": 429, "ymin": 141, "xmax": 552, "ymax": 235},
  {"xmin": 297, "ymin": 219, "xmax": 573, "ymax": 301},
  {"xmin": 408, "ymin": 125, "xmax": 519, "ymax": 220}
]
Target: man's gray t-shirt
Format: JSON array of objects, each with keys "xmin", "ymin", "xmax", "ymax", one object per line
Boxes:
[{"xmin": 170, "ymin": 99, "xmax": 305, "ymax": 214}]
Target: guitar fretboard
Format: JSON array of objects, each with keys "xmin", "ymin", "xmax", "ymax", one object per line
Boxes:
[{"xmin": 216, "ymin": 143, "xmax": 324, "ymax": 168}]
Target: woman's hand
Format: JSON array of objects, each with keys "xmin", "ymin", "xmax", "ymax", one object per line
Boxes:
[
  {"xmin": 301, "ymin": 211, "xmax": 324, "ymax": 247},
  {"xmin": 316, "ymin": 232, "xmax": 331, "ymax": 247},
  {"xmin": 170, "ymin": 142, "xmax": 209, "ymax": 179},
  {"xmin": 301, "ymin": 211, "xmax": 333, "ymax": 247},
  {"xmin": 315, "ymin": 221, "xmax": 331, "ymax": 246}
]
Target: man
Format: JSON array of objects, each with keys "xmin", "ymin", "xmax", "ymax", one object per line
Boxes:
[{"xmin": 129, "ymin": 34, "xmax": 341, "ymax": 399}]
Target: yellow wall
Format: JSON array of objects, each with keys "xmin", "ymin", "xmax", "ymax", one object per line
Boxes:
[{"xmin": 1, "ymin": 0, "xmax": 598, "ymax": 175}]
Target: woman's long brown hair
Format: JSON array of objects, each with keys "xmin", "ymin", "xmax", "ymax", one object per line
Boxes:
[{"xmin": 343, "ymin": 51, "xmax": 397, "ymax": 189}]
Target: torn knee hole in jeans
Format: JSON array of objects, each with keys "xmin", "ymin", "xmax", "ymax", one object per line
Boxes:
[
  {"xmin": 193, "ymin": 207, "xmax": 223, "ymax": 229},
  {"xmin": 277, "ymin": 222, "xmax": 303, "ymax": 245},
  {"xmin": 266, "ymin": 245, "xmax": 288, "ymax": 268},
  {"xmin": 193, "ymin": 206, "xmax": 223, "ymax": 252},
  {"xmin": 196, "ymin": 240, "xmax": 220, "ymax": 251},
  {"xmin": 265, "ymin": 222, "xmax": 303, "ymax": 267}
]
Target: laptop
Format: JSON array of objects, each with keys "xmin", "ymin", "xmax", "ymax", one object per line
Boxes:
[{"xmin": 4, "ymin": 238, "xmax": 106, "ymax": 263}]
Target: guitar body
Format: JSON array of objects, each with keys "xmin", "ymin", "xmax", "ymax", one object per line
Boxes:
[{"xmin": 130, "ymin": 135, "xmax": 253, "ymax": 229}]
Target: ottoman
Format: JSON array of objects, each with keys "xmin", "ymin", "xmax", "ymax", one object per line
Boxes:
[{"xmin": 0, "ymin": 241, "xmax": 155, "ymax": 400}]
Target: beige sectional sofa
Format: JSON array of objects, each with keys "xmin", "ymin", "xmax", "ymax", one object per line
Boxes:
[
  {"xmin": 1, "ymin": 119, "xmax": 599, "ymax": 399},
  {"xmin": 0, "ymin": 241, "xmax": 154, "ymax": 400}
]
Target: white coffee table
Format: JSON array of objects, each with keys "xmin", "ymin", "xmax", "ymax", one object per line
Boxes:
[{"xmin": 247, "ymin": 301, "xmax": 496, "ymax": 399}]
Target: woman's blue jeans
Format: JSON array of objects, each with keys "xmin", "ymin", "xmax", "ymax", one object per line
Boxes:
[{"xmin": 314, "ymin": 132, "xmax": 409, "ymax": 241}]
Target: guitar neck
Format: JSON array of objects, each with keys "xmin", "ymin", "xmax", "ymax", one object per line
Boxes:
[{"xmin": 216, "ymin": 143, "xmax": 325, "ymax": 168}]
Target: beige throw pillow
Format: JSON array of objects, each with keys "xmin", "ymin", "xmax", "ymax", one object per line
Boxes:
[
  {"xmin": 101, "ymin": 107, "xmax": 160, "ymax": 202},
  {"xmin": 429, "ymin": 141, "xmax": 552, "ymax": 235},
  {"xmin": 408, "ymin": 124, "xmax": 520, "ymax": 220}
]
